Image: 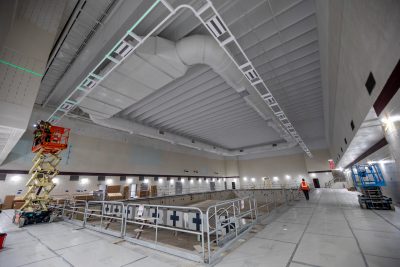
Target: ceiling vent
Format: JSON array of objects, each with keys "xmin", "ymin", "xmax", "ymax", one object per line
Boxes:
[
  {"xmin": 244, "ymin": 69, "xmax": 259, "ymax": 83},
  {"xmin": 238, "ymin": 90, "xmax": 250, "ymax": 98},
  {"xmin": 82, "ymin": 78, "xmax": 97, "ymax": 89},
  {"xmin": 60, "ymin": 100, "xmax": 76, "ymax": 112},
  {"xmin": 205, "ymin": 15, "xmax": 227, "ymax": 37},
  {"xmin": 114, "ymin": 41, "xmax": 134, "ymax": 58}
]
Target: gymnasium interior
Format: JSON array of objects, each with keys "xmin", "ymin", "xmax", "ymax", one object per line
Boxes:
[{"xmin": 0, "ymin": 0, "xmax": 400, "ymax": 266}]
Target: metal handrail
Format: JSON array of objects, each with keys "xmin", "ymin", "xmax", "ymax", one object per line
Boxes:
[{"xmin": 123, "ymin": 203, "xmax": 205, "ymax": 262}]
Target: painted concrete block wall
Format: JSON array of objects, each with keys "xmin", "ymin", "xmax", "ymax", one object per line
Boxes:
[
  {"xmin": 0, "ymin": 130, "xmax": 226, "ymax": 177},
  {"xmin": 237, "ymin": 149, "xmax": 333, "ymax": 188},
  {"xmin": 237, "ymin": 153, "xmax": 309, "ymax": 188},
  {"xmin": 0, "ymin": 173, "xmax": 236, "ymax": 203},
  {"xmin": 304, "ymin": 149, "xmax": 331, "ymax": 171},
  {"xmin": 321, "ymin": 0, "xmax": 400, "ymax": 162}
]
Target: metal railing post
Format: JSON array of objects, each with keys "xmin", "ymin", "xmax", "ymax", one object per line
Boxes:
[
  {"xmin": 155, "ymin": 206, "xmax": 159, "ymax": 245},
  {"xmin": 83, "ymin": 201, "xmax": 88, "ymax": 227}
]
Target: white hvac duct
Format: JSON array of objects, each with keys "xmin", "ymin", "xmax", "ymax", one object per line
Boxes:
[
  {"xmin": 89, "ymin": 35, "xmax": 297, "ymax": 155},
  {"xmin": 175, "ymin": 35, "xmax": 249, "ymax": 93}
]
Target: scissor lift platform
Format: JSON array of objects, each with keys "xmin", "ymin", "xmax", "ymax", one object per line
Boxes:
[{"xmin": 351, "ymin": 164, "xmax": 395, "ymax": 211}]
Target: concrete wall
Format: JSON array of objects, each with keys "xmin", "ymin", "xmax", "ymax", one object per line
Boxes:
[
  {"xmin": 318, "ymin": 0, "xmax": 400, "ymax": 162},
  {"xmin": 377, "ymin": 90, "xmax": 400, "ymax": 204},
  {"xmin": 236, "ymin": 149, "xmax": 333, "ymax": 189},
  {"xmin": 0, "ymin": 128, "xmax": 226, "ymax": 178},
  {"xmin": 0, "ymin": 173, "xmax": 236, "ymax": 203}
]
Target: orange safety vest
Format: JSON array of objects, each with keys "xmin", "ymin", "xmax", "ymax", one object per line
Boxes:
[{"xmin": 300, "ymin": 181, "xmax": 309, "ymax": 190}]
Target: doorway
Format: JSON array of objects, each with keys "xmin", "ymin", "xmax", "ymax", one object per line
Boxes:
[{"xmin": 313, "ymin": 178, "xmax": 321, "ymax": 188}]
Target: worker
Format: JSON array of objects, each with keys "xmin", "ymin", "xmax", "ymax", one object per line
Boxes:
[
  {"xmin": 299, "ymin": 178, "xmax": 310, "ymax": 200},
  {"xmin": 39, "ymin": 120, "xmax": 51, "ymax": 142},
  {"xmin": 33, "ymin": 125, "xmax": 42, "ymax": 146}
]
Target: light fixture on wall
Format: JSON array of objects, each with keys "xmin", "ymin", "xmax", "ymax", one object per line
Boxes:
[
  {"xmin": 285, "ymin": 175, "xmax": 291, "ymax": 180},
  {"xmin": 170, "ymin": 179, "xmax": 174, "ymax": 184},
  {"xmin": 181, "ymin": 179, "xmax": 185, "ymax": 184},
  {"xmin": 11, "ymin": 175, "xmax": 21, "ymax": 182},
  {"xmin": 273, "ymin": 176, "xmax": 279, "ymax": 182},
  {"xmin": 190, "ymin": 179, "xmax": 194, "ymax": 184},
  {"xmin": 106, "ymin": 178, "xmax": 113, "ymax": 185},
  {"xmin": 159, "ymin": 178, "xmax": 163, "ymax": 183},
  {"xmin": 206, "ymin": 179, "xmax": 209, "ymax": 183},
  {"xmin": 199, "ymin": 179, "xmax": 202, "ymax": 183},
  {"xmin": 381, "ymin": 115, "xmax": 400, "ymax": 127},
  {"xmin": 144, "ymin": 179, "xmax": 149, "ymax": 184},
  {"xmin": 52, "ymin": 177, "xmax": 60, "ymax": 184},
  {"xmin": 251, "ymin": 177, "xmax": 255, "ymax": 182},
  {"xmin": 80, "ymin": 178, "xmax": 89, "ymax": 185},
  {"xmin": 243, "ymin": 177, "xmax": 247, "ymax": 181},
  {"xmin": 233, "ymin": 178, "xmax": 237, "ymax": 182},
  {"xmin": 127, "ymin": 178, "xmax": 133, "ymax": 183},
  {"xmin": 223, "ymin": 178, "xmax": 226, "ymax": 181},
  {"xmin": 212, "ymin": 178, "xmax": 216, "ymax": 182},
  {"xmin": 310, "ymin": 173, "xmax": 316, "ymax": 178}
]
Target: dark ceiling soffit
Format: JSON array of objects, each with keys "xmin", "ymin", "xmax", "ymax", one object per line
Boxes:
[
  {"xmin": 0, "ymin": 169, "xmax": 239, "ymax": 179},
  {"xmin": 373, "ymin": 59, "xmax": 400, "ymax": 116},
  {"xmin": 344, "ymin": 137, "xmax": 388, "ymax": 169}
]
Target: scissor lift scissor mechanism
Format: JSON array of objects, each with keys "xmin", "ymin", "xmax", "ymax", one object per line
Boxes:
[{"xmin": 13, "ymin": 122, "xmax": 70, "ymax": 227}]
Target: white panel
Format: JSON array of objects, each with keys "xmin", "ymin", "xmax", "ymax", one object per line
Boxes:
[{"xmin": 79, "ymin": 97, "xmax": 122, "ymax": 118}]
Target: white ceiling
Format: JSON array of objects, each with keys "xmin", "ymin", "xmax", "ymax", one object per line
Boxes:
[
  {"xmin": 119, "ymin": 65, "xmax": 283, "ymax": 149},
  {"xmin": 37, "ymin": 0, "xmax": 326, "ymax": 152}
]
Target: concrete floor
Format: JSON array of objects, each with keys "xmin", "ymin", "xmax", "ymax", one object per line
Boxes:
[
  {"xmin": 215, "ymin": 189, "xmax": 400, "ymax": 267},
  {"xmin": 1, "ymin": 189, "xmax": 399, "ymax": 267}
]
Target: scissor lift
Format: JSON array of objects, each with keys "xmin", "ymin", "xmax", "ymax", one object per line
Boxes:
[
  {"xmin": 13, "ymin": 122, "xmax": 70, "ymax": 227},
  {"xmin": 351, "ymin": 164, "xmax": 394, "ymax": 210}
]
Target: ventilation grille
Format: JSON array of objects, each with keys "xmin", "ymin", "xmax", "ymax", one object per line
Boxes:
[
  {"xmin": 120, "ymin": 176, "xmax": 126, "ymax": 181},
  {"xmin": 98, "ymin": 175, "xmax": 105, "ymax": 181},
  {"xmin": 0, "ymin": 173, "xmax": 6, "ymax": 181},
  {"xmin": 205, "ymin": 15, "xmax": 227, "ymax": 37}
]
